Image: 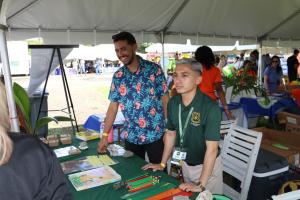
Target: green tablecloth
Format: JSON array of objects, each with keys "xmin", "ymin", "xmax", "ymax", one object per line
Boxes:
[{"xmin": 56, "ymin": 139, "xmax": 186, "ymax": 200}]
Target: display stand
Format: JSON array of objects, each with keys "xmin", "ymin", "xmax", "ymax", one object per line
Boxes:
[{"xmin": 28, "ymin": 45, "xmax": 79, "ymax": 135}]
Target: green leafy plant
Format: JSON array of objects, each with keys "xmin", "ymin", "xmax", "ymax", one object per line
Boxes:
[
  {"xmin": 223, "ymin": 67, "xmax": 270, "ymax": 104},
  {"xmin": 13, "ymin": 82, "xmax": 72, "ymax": 134}
]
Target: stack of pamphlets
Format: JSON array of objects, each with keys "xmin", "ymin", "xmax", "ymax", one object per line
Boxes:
[
  {"xmin": 61, "ymin": 155, "xmax": 117, "ymax": 174},
  {"xmin": 75, "ymin": 130, "xmax": 99, "ymax": 141},
  {"xmin": 54, "ymin": 146, "xmax": 81, "ymax": 158}
]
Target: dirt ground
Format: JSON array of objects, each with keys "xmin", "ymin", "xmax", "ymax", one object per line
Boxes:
[{"xmin": 12, "ymin": 73, "xmax": 113, "ymax": 129}]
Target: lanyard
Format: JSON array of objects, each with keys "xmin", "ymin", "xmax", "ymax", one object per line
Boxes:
[{"xmin": 178, "ymin": 104, "xmax": 194, "ymax": 148}]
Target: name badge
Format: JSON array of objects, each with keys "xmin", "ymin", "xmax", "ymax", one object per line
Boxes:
[{"xmin": 171, "ymin": 148, "xmax": 187, "ymax": 166}]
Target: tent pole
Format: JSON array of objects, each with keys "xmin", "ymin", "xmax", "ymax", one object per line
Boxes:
[
  {"xmin": 0, "ymin": 26, "xmax": 19, "ymax": 132},
  {"xmin": 161, "ymin": 31, "xmax": 166, "ymax": 76},
  {"xmin": 257, "ymin": 41, "xmax": 263, "ymax": 87}
]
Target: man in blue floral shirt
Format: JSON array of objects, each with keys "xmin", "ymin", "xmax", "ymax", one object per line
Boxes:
[{"xmin": 98, "ymin": 32, "xmax": 169, "ymax": 164}]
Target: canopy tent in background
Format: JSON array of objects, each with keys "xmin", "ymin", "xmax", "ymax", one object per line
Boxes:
[
  {"xmin": 145, "ymin": 41, "xmax": 258, "ymax": 53},
  {"xmin": 1, "ymin": 0, "xmax": 300, "ymax": 131},
  {"xmin": 65, "ymin": 45, "xmax": 96, "ymax": 61},
  {"xmin": 93, "ymin": 44, "xmax": 118, "ymax": 61}
]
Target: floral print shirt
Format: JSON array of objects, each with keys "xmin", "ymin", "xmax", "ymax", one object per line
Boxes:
[{"xmin": 109, "ymin": 57, "xmax": 168, "ymax": 144}]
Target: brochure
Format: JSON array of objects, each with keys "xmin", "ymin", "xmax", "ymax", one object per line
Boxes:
[
  {"xmin": 61, "ymin": 155, "xmax": 118, "ymax": 174},
  {"xmin": 75, "ymin": 130, "xmax": 99, "ymax": 141},
  {"xmin": 68, "ymin": 166, "xmax": 121, "ymax": 191}
]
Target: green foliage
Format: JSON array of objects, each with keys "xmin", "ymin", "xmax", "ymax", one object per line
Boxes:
[
  {"xmin": 13, "ymin": 82, "xmax": 73, "ymax": 134},
  {"xmin": 137, "ymin": 43, "xmax": 151, "ymax": 53},
  {"xmin": 223, "ymin": 67, "xmax": 270, "ymax": 104}
]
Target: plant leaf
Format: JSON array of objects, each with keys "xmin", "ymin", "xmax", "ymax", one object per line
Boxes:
[
  {"xmin": 35, "ymin": 117, "xmax": 59, "ymax": 133},
  {"xmin": 53, "ymin": 116, "xmax": 74, "ymax": 121},
  {"xmin": 13, "ymin": 82, "xmax": 31, "ymax": 119}
]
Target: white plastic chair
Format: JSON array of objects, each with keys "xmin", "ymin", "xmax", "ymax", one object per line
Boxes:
[
  {"xmin": 219, "ymin": 119, "xmax": 237, "ymax": 149},
  {"xmin": 220, "ymin": 119, "xmax": 237, "ymax": 137},
  {"xmin": 221, "ymin": 124, "xmax": 262, "ymax": 200}
]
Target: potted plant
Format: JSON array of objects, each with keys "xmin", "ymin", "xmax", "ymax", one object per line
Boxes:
[
  {"xmin": 223, "ymin": 66, "xmax": 270, "ymax": 104},
  {"xmin": 13, "ymin": 82, "xmax": 72, "ymax": 135}
]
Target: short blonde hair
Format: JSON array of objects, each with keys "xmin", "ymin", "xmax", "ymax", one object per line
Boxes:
[{"xmin": 0, "ymin": 82, "xmax": 13, "ymax": 165}]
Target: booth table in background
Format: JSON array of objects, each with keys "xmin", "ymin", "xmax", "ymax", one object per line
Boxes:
[{"xmin": 239, "ymin": 97, "xmax": 296, "ymax": 128}]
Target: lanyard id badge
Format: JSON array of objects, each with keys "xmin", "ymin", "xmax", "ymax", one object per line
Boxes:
[
  {"xmin": 171, "ymin": 104, "xmax": 193, "ymax": 166},
  {"xmin": 171, "ymin": 147, "xmax": 187, "ymax": 166}
]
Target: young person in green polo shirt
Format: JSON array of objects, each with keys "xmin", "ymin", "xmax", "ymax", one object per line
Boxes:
[{"xmin": 143, "ymin": 58, "xmax": 222, "ymax": 194}]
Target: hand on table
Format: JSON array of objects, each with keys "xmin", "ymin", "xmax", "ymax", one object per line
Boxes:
[
  {"xmin": 179, "ymin": 182, "xmax": 204, "ymax": 193},
  {"xmin": 97, "ymin": 137, "xmax": 108, "ymax": 153},
  {"xmin": 142, "ymin": 163, "xmax": 164, "ymax": 172}
]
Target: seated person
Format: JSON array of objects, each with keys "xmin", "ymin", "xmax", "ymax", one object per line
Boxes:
[
  {"xmin": 0, "ymin": 82, "xmax": 72, "ymax": 200},
  {"xmin": 143, "ymin": 58, "xmax": 222, "ymax": 194}
]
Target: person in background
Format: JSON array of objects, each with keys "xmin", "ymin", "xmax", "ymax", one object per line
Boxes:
[
  {"xmin": 97, "ymin": 32, "xmax": 169, "ymax": 165},
  {"xmin": 0, "ymin": 82, "xmax": 72, "ymax": 200},
  {"xmin": 79, "ymin": 59, "xmax": 86, "ymax": 75},
  {"xmin": 195, "ymin": 46, "xmax": 234, "ymax": 120},
  {"xmin": 287, "ymin": 49, "xmax": 299, "ymax": 82},
  {"xmin": 250, "ymin": 50, "xmax": 259, "ymax": 72},
  {"xmin": 234, "ymin": 52, "xmax": 245, "ymax": 70},
  {"xmin": 143, "ymin": 58, "xmax": 222, "ymax": 194},
  {"xmin": 264, "ymin": 56, "xmax": 283, "ymax": 94},
  {"xmin": 217, "ymin": 55, "xmax": 227, "ymax": 74},
  {"xmin": 95, "ymin": 58, "xmax": 102, "ymax": 75}
]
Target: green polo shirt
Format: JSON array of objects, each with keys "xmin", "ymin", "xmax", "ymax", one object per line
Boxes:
[{"xmin": 166, "ymin": 88, "xmax": 221, "ymax": 165}]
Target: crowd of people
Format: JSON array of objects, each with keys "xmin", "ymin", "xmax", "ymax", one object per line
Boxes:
[{"xmin": 1, "ymin": 30, "xmax": 299, "ymax": 198}]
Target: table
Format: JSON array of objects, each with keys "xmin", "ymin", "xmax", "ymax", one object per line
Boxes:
[
  {"xmin": 56, "ymin": 139, "xmax": 191, "ymax": 200},
  {"xmin": 239, "ymin": 97, "xmax": 297, "ymax": 128}
]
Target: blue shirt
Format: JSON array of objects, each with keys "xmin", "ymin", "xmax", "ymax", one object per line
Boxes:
[
  {"xmin": 109, "ymin": 56, "xmax": 168, "ymax": 144},
  {"xmin": 264, "ymin": 66, "xmax": 282, "ymax": 93}
]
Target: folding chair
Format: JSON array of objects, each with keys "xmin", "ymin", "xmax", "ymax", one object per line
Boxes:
[{"xmin": 221, "ymin": 124, "xmax": 262, "ymax": 200}]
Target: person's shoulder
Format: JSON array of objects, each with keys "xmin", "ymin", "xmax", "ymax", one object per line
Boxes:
[
  {"xmin": 198, "ymin": 90, "xmax": 218, "ymax": 106},
  {"xmin": 169, "ymin": 94, "xmax": 180, "ymax": 104},
  {"xmin": 112, "ymin": 66, "xmax": 126, "ymax": 78},
  {"xmin": 140, "ymin": 57, "xmax": 161, "ymax": 70},
  {"xmin": 10, "ymin": 132, "xmax": 48, "ymax": 153}
]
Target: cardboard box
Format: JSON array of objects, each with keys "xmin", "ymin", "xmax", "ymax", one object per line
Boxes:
[
  {"xmin": 277, "ymin": 111, "xmax": 300, "ymax": 126},
  {"xmin": 253, "ymin": 127, "xmax": 300, "ymax": 165},
  {"xmin": 277, "ymin": 111, "xmax": 300, "ymax": 134}
]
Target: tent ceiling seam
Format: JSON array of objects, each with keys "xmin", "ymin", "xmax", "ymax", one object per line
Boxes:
[
  {"xmin": 8, "ymin": 27, "xmax": 300, "ymax": 42},
  {"xmin": 258, "ymin": 9, "xmax": 300, "ymax": 41},
  {"xmin": 161, "ymin": 0, "xmax": 190, "ymax": 33},
  {"xmin": 7, "ymin": 0, "xmax": 42, "ymax": 21}
]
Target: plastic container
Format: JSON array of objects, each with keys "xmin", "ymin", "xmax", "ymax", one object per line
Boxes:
[
  {"xmin": 29, "ymin": 89, "xmax": 49, "ymax": 136},
  {"xmin": 248, "ymin": 149, "xmax": 289, "ymax": 200}
]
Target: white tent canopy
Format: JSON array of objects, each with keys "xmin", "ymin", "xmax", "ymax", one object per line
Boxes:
[
  {"xmin": 1, "ymin": 0, "xmax": 300, "ymax": 46},
  {"xmin": 1, "ymin": 0, "xmax": 300, "ymax": 132}
]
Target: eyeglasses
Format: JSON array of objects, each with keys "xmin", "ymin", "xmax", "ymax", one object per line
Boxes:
[{"xmin": 272, "ymin": 60, "xmax": 279, "ymax": 63}]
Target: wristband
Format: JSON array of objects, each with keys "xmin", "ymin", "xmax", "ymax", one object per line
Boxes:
[
  {"xmin": 160, "ymin": 163, "xmax": 166, "ymax": 169},
  {"xmin": 196, "ymin": 182, "xmax": 206, "ymax": 192},
  {"xmin": 102, "ymin": 132, "xmax": 109, "ymax": 137}
]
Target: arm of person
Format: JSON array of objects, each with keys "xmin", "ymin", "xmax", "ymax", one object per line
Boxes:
[
  {"xmin": 198, "ymin": 141, "xmax": 219, "ymax": 187},
  {"xmin": 179, "ymin": 141, "xmax": 218, "ymax": 192},
  {"xmin": 264, "ymin": 75, "xmax": 270, "ymax": 94},
  {"xmin": 161, "ymin": 94, "xmax": 169, "ymax": 120},
  {"xmin": 142, "ymin": 130, "xmax": 176, "ymax": 171},
  {"xmin": 215, "ymin": 82, "xmax": 234, "ymax": 119},
  {"xmin": 97, "ymin": 101, "xmax": 119, "ymax": 153}
]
